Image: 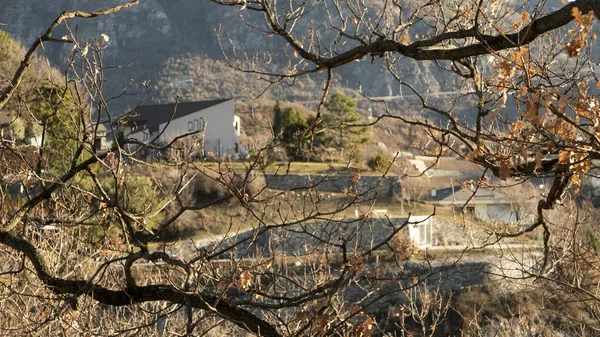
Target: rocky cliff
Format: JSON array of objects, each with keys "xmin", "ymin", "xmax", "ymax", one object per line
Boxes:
[{"xmin": 0, "ymin": 0, "xmax": 452, "ymax": 112}]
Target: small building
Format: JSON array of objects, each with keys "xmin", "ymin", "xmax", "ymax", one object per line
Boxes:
[
  {"xmin": 0, "ymin": 111, "xmax": 20, "ymax": 143},
  {"xmin": 427, "ymin": 184, "xmax": 535, "ymax": 223},
  {"xmin": 408, "ymin": 156, "xmax": 484, "ymax": 179},
  {"xmin": 406, "ymin": 215, "xmax": 434, "ymax": 248},
  {"xmin": 87, "ymin": 122, "xmax": 112, "ymax": 154},
  {"xmin": 123, "ymin": 98, "xmax": 240, "ymax": 158}
]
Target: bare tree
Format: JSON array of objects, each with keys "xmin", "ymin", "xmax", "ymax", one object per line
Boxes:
[
  {"xmin": 0, "ymin": 3, "xmax": 446, "ymax": 336},
  {"xmin": 209, "ymin": 0, "xmax": 600, "ymax": 255},
  {"xmin": 3, "ymin": 0, "xmax": 600, "ymax": 336},
  {"xmin": 205, "ymin": 0, "xmax": 600, "ymax": 333}
]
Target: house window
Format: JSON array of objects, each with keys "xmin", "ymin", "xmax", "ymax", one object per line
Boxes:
[
  {"xmin": 199, "ymin": 119, "xmax": 205, "ymax": 131},
  {"xmin": 94, "ymin": 137, "xmax": 103, "ymax": 153},
  {"xmin": 235, "ymin": 142, "xmax": 239, "ymax": 153},
  {"xmin": 194, "ymin": 119, "xmax": 199, "ymax": 131},
  {"xmin": 188, "ymin": 121, "xmax": 194, "ymax": 132}
]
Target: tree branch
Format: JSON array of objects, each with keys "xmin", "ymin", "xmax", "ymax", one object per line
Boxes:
[
  {"xmin": 0, "ymin": 230, "xmax": 281, "ymax": 337},
  {"xmin": 227, "ymin": 0, "xmax": 597, "ymax": 73},
  {"xmin": 0, "ymin": 0, "xmax": 139, "ymax": 111}
]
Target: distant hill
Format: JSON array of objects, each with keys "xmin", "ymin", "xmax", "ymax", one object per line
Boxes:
[
  {"xmin": 0, "ymin": 0, "xmax": 459, "ymax": 113},
  {"xmin": 0, "ymin": 0, "xmax": 578, "ymax": 147}
]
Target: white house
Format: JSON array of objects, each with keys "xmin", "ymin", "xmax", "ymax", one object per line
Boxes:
[
  {"xmin": 123, "ymin": 98, "xmax": 240, "ymax": 158},
  {"xmin": 406, "ymin": 215, "xmax": 434, "ymax": 248},
  {"xmin": 84, "ymin": 122, "xmax": 112, "ymax": 154},
  {"xmin": 426, "ymin": 184, "xmax": 536, "ymax": 223}
]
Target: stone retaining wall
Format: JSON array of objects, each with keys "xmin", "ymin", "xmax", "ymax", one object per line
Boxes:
[{"xmin": 265, "ymin": 173, "xmax": 401, "ymax": 198}]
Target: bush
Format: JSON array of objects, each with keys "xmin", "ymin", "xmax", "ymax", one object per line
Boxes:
[
  {"xmin": 367, "ymin": 150, "xmax": 391, "ymax": 172},
  {"xmin": 158, "ymin": 211, "xmax": 205, "ymax": 241},
  {"xmin": 158, "ymin": 171, "xmax": 266, "ymax": 240},
  {"xmin": 390, "ymin": 230, "xmax": 418, "ymax": 260}
]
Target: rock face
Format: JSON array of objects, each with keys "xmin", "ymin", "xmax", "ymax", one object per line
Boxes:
[{"xmin": 0, "ymin": 0, "xmax": 452, "ymax": 112}]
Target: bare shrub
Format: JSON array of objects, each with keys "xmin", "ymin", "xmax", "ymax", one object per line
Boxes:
[{"xmin": 390, "ymin": 230, "xmax": 419, "ymax": 260}]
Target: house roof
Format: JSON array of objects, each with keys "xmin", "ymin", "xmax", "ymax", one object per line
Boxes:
[
  {"xmin": 428, "ymin": 185, "xmax": 513, "ymax": 205},
  {"xmin": 86, "ymin": 122, "xmax": 108, "ymax": 135},
  {"xmin": 125, "ymin": 98, "xmax": 232, "ymax": 129},
  {"xmin": 409, "ymin": 156, "xmax": 485, "ymax": 178},
  {"xmin": 432, "ymin": 158, "xmax": 483, "ymax": 172}
]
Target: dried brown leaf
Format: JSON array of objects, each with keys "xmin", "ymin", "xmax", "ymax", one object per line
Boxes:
[
  {"xmin": 350, "ymin": 316, "xmax": 374, "ymax": 337},
  {"xmin": 238, "ymin": 270, "xmax": 253, "ymax": 290},
  {"xmin": 558, "ymin": 150, "xmax": 571, "ymax": 165},
  {"xmin": 565, "ymin": 38, "xmax": 585, "ymax": 57},
  {"xmin": 398, "ymin": 30, "xmax": 411, "ymax": 44},
  {"xmin": 572, "ymin": 7, "xmax": 594, "ymax": 27},
  {"xmin": 351, "ymin": 168, "xmax": 361, "ymax": 184},
  {"xmin": 535, "ymin": 151, "xmax": 543, "ymax": 171}
]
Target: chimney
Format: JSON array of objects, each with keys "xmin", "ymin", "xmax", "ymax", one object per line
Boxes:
[{"xmin": 431, "ymin": 189, "xmax": 437, "ymax": 198}]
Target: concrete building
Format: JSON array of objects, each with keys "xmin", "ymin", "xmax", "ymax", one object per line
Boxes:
[{"xmin": 123, "ymin": 98, "xmax": 240, "ymax": 158}]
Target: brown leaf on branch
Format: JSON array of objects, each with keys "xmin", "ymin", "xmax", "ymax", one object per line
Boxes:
[
  {"xmin": 558, "ymin": 150, "xmax": 571, "ymax": 165},
  {"xmin": 519, "ymin": 86, "xmax": 528, "ymax": 97},
  {"xmin": 398, "ymin": 30, "xmax": 411, "ymax": 44},
  {"xmin": 572, "ymin": 7, "xmax": 594, "ymax": 27},
  {"xmin": 565, "ymin": 38, "xmax": 585, "ymax": 57},
  {"xmin": 349, "ymin": 316, "xmax": 374, "ymax": 337},
  {"xmin": 510, "ymin": 120, "xmax": 526, "ymax": 135},
  {"xmin": 523, "ymin": 93, "xmax": 541, "ymax": 126},
  {"xmin": 351, "ymin": 168, "xmax": 361, "ymax": 184},
  {"xmin": 238, "ymin": 270, "xmax": 254, "ymax": 290},
  {"xmin": 535, "ymin": 151, "xmax": 543, "ymax": 171}
]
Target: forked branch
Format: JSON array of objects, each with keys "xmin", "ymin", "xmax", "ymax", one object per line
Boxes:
[
  {"xmin": 0, "ymin": 230, "xmax": 282, "ymax": 337},
  {"xmin": 0, "ymin": 0, "xmax": 139, "ymax": 111}
]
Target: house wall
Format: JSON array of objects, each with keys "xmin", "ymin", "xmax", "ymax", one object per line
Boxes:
[
  {"xmin": 127, "ymin": 99, "xmax": 239, "ymax": 157},
  {"xmin": 126, "ymin": 126, "xmax": 149, "ymax": 143},
  {"xmin": 475, "ymin": 204, "xmax": 518, "ymax": 223},
  {"xmin": 157, "ymin": 99, "xmax": 237, "ymax": 156},
  {"xmin": 407, "ymin": 215, "xmax": 433, "ymax": 248}
]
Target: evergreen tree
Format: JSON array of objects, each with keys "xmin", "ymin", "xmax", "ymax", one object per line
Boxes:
[
  {"xmin": 272, "ymin": 101, "xmax": 309, "ymax": 159},
  {"xmin": 320, "ymin": 92, "xmax": 367, "ymax": 156},
  {"xmin": 0, "ymin": 30, "xmax": 61, "ymax": 145},
  {"xmin": 30, "ymin": 83, "xmax": 84, "ymax": 174},
  {"xmin": 272, "ymin": 99, "xmax": 283, "ymax": 136},
  {"xmin": 0, "ymin": 30, "xmax": 56, "ymax": 111}
]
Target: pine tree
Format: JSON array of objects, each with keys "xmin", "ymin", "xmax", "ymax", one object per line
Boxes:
[
  {"xmin": 272, "ymin": 99, "xmax": 283, "ymax": 136},
  {"xmin": 272, "ymin": 101, "xmax": 309, "ymax": 159},
  {"xmin": 320, "ymin": 92, "xmax": 367, "ymax": 156}
]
